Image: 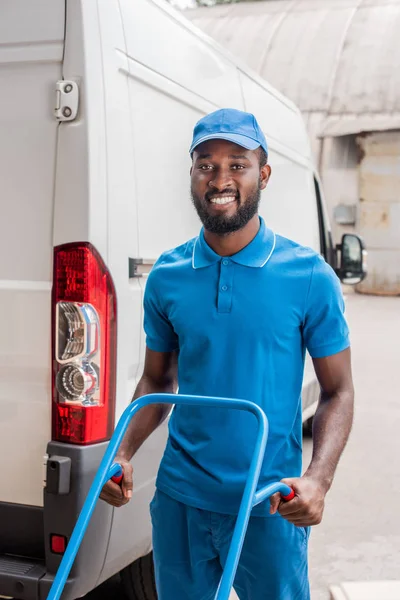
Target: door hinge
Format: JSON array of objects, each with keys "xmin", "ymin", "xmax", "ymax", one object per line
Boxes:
[
  {"xmin": 55, "ymin": 80, "xmax": 79, "ymax": 121},
  {"xmin": 129, "ymin": 258, "xmax": 156, "ymax": 278}
]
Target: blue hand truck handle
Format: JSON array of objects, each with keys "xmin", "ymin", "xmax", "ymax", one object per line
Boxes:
[{"xmin": 47, "ymin": 394, "xmax": 294, "ymax": 600}]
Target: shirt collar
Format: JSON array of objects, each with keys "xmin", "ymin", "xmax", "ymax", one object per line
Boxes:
[{"xmin": 192, "ymin": 217, "xmax": 276, "ymax": 270}]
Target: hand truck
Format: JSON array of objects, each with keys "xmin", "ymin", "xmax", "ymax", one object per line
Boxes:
[{"xmin": 47, "ymin": 393, "xmax": 294, "ymax": 600}]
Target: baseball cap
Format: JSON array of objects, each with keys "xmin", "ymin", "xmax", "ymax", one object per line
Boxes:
[{"xmin": 189, "ymin": 108, "xmax": 268, "ymax": 156}]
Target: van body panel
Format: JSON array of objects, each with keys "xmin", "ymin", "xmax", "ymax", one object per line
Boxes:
[
  {"xmin": 0, "ymin": 0, "xmax": 64, "ymax": 507},
  {"xmin": 261, "ymin": 148, "xmax": 320, "ymax": 252},
  {"xmin": 118, "ymin": 0, "xmax": 245, "ymax": 259},
  {"xmin": 119, "ymin": 0, "xmax": 243, "ymax": 112},
  {"xmin": 94, "ymin": 1, "xmax": 171, "ymax": 578},
  {"xmin": 53, "ymin": 0, "xmax": 108, "ymax": 258}
]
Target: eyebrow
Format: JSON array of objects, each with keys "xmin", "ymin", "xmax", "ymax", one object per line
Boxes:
[{"xmin": 196, "ymin": 153, "xmax": 250, "ymax": 160}]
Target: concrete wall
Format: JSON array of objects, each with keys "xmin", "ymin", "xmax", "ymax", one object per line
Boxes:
[
  {"xmin": 319, "ymin": 130, "xmax": 400, "ymax": 295},
  {"xmin": 320, "ymin": 135, "xmax": 359, "ymax": 244},
  {"xmin": 356, "ymin": 131, "xmax": 400, "ymax": 295}
]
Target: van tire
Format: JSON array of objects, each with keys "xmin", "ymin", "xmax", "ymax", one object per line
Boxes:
[{"xmin": 121, "ymin": 552, "xmax": 157, "ymax": 600}]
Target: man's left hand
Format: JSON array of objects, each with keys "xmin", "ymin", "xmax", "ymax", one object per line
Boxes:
[{"xmin": 269, "ymin": 475, "xmax": 327, "ymax": 527}]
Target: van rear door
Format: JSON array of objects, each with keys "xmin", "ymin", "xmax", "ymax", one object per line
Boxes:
[{"xmin": 0, "ymin": 0, "xmax": 65, "ymax": 508}]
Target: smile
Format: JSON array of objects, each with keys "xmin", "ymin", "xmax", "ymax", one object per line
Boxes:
[{"xmin": 209, "ymin": 196, "xmax": 236, "ymax": 205}]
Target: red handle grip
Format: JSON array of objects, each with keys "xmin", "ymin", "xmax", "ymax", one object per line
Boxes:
[
  {"xmin": 111, "ymin": 465, "xmax": 124, "ymax": 485},
  {"xmin": 281, "ymin": 489, "xmax": 295, "ymax": 502}
]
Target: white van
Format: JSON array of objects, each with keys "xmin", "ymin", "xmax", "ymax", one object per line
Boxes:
[{"xmin": 0, "ymin": 1, "xmax": 366, "ymax": 599}]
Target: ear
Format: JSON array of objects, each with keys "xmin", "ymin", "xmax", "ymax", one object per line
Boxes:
[
  {"xmin": 190, "ymin": 151, "xmax": 196, "ymax": 177},
  {"xmin": 260, "ymin": 164, "xmax": 271, "ymax": 190}
]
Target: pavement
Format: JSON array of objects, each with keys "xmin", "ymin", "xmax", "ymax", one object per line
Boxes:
[
  {"xmin": 86, "ymin": 292, "xmax": 400, "ymax": 600},
  {"xmin": 304, "ymin": 291, "xmax": 400, "ymax": 599}
]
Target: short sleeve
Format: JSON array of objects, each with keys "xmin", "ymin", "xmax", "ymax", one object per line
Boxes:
[
  {"xmin": 143, "ymin": 269, "xmax": 179, "ymax": 353},
  {"xmin": 303, "ymin": 255, "xmax": 350, "ymax": 359}
]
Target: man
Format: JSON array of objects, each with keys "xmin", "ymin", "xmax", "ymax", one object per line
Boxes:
[{"xmin": 101, "ymin": 109, "xmax": 354, "ymax": 599}]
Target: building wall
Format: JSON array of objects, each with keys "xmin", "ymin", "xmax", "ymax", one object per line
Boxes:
[
  {"xmin": 356, "ymin": 131, "xmax": 400, "ymax": 296},
  {"xmin": 320, "ymin": 135, "xmax": 359, "ymax": 243},
  {"xmin": 319, "ymin": 131, "xmax": 400, "ymax": 295}
]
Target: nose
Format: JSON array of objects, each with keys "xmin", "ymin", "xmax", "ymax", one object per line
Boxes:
[{"xmin": 209, "ymin": 167, "xmax": 234, "ymax": 191}]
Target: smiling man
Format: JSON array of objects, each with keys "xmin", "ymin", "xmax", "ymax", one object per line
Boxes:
[{"xmin": 101, "ymin": 109, "xmax": 354, "ymax": 600}]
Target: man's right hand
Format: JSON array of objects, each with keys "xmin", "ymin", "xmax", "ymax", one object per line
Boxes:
[{"xmin": 100, "ymin": 458, "xmax": 133, "ymax": 507}]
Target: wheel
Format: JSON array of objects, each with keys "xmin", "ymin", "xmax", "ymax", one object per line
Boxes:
[
  {"xmin": 303, "ymin": 415, "xmax": 314, "ymax": 438},
  {"xmin": 121, "ymin": 551, "xmax": 157, "ymax": 600}
]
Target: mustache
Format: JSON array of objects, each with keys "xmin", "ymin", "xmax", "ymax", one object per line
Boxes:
[{"xmin": 204, "ymin": 189, "xmax": 239, "ymax": 201}]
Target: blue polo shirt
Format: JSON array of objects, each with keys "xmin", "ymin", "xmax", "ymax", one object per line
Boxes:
[{"xmin": 144, "ymin": 217, "xmax": 349, "ymax": 516}]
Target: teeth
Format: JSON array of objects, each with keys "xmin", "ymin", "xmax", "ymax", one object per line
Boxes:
[{"xmin": 210, "ymin": 196, "xmax": 236, "ymax": 205}]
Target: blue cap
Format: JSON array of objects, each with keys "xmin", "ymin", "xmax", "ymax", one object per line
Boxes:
[{"xmin": 190, "ymin": 108, "xmax": 268, "ymax": 156}]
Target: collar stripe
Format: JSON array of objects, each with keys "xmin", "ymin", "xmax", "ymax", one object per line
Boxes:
[
  {"xmin": 260, "ymin": 231, "xmax": 276, "ymax": 268},
  {"xmin": 192, "ymin": 237, "xmax": 198, "ymax": 270}
]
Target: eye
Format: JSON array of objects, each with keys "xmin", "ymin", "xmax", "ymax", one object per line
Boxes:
[
  {"xmin": 198, "ymin": 164, "xmax": 213, "ymax": 171},
  {"xmin": 231, "ymin": 165, "xmax": 245, "ymax": 170}
]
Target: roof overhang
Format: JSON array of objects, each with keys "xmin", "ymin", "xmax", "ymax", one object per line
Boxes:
[{"xmin": 319, "ymin": 113, "xmax": 400, "ymax": 138}]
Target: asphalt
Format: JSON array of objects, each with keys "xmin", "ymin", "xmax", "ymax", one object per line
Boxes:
[{"xmin": 304, "ymin": 291, "xmax": 400, "ymax": 599}]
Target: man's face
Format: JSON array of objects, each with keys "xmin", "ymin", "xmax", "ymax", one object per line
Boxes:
[{"xmin": 190, "ymin": 139, "xmax": 271, "ymax": 235}]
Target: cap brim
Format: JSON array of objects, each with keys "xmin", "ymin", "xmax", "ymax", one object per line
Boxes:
[{"xmin": 190, "ymin": 132, "xmax": 260, "ymax": 154}]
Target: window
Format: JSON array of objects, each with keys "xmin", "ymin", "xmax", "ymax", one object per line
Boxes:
[{"xmin": 314, "ymin": 177, "xmax": 335, "ymax": 268}]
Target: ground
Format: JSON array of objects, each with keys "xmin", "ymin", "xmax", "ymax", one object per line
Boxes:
[
  {"xmin": 87, "ymin": 292, "xmax": 400, "ymax": 600},
  {"xmin": 305, "ymin": 291, "xmax": 400, "ymax": 599}
]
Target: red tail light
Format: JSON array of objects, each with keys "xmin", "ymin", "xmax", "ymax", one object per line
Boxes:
[{"xmin": 52, "ymin": 243, "xmax": 117, "ymax": 444}]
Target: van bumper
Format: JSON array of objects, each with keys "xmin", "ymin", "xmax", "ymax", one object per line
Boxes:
[
  {"xmin": 0, "ymin": 441, "xmax": 113, "ymax": 600},
  {"xmin": 0, "ymin": 556, "xmax": 86, "ymax": 600}
]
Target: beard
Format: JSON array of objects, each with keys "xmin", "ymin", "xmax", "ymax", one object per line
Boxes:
[{"xmin": 191, "ymin": 182, "xmax": 261, "ymax": 235}]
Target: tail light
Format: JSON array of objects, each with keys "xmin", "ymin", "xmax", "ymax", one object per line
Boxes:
[{"xmin": 52, "ymin": 243, "xmax": 117, "ymax": 444}]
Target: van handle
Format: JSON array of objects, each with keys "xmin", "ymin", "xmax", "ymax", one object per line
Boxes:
[{"xmin": 129, "ymin": 258, "xmax": 156, "ymax": 278}]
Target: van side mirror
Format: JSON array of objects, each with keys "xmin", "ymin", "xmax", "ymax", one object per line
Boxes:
[{"xmin": 335, "ymin": 234, "xmax": 367, "ymax": 285}]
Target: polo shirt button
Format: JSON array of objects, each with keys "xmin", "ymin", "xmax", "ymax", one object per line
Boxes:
[
  {"xmin": 222, "ymin": 259, "xmax": 229, "ymax": 266},
  {"xmin": 221, "ymin": 285, "xmax": 228, "ymax": 292}
]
